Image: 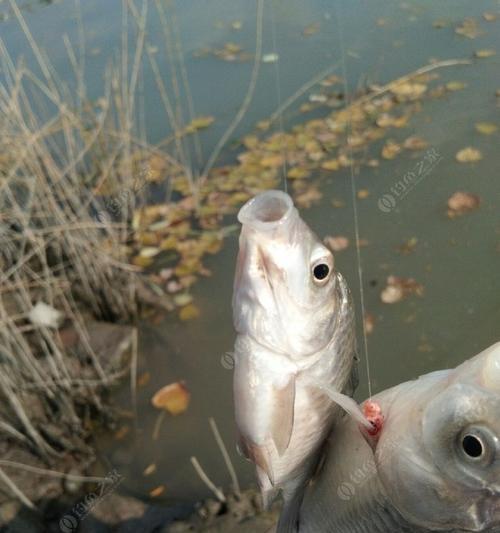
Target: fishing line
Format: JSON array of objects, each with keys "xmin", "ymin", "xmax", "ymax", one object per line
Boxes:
[
  {"xmin": 335, "ymin": 3, "xmax": 373, "ymax": 399},
  {"xmin": 270, "ymin": 0, "xmax": 288, "ymax": 193}
]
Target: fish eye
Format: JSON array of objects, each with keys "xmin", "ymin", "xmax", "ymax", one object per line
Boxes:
[
  {"xmin": 313, "ymin": 263, "xmax": 330, "ymax": 281},
  {"xmin": 462, "ymin": 434, "xmax": 484, "ymax": 459},
  {"xmin": 458, "ymin": 426, "xmax": 496, "ymax": 465}
]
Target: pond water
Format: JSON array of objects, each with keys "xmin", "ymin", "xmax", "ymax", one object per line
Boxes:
[{"xmin": 2, "ymin": 0, "xmax": 500, "ymax": 516}]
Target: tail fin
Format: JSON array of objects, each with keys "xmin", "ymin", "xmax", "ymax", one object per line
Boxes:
[{"xmin": 276, "ymin": 486, "xmax": 304, "ymax": 533}]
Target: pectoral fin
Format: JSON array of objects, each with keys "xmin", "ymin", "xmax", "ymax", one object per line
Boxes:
[{"xmin": 270, "ymin": 377, "xmax": 296, "ymax": 456}]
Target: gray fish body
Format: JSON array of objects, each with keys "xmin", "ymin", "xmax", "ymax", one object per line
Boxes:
[
  {"xmin": 299, "ymin": 343, "xmax": 500, "ymax": 533},
  {"xmin": 232, "ymin": 191, "xmax": 357, "ymax": 530}
]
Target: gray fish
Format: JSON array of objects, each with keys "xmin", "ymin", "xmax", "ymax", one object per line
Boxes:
[
  {"xmin": 232, "ymin": 190, "xmax": 361, "ymax": 532},
  {"xmin": 299, "ymin": 342, "xmax": 500, "ymax": 532}
]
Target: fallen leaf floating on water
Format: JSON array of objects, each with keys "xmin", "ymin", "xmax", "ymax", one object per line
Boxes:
[
  {"xmin": 302, "ymin": 22, "xmax": 320, "ymax": 37},
  {"xmin": 357, "ymin": 189, "xmax": 370, "ymax": 199},
  {"xmin": 114, "ymin": 426, "xmax": 130, "ymax": 440},
  {"xmin": 474, "ymin": 49, "xmax": 496, "ymax": 58},
  {"xmin": 178, "ymin": 303, "xmax": 200, "ymax": 321},
  {"xmin": 137, "ymin": 372, "xmax": 151, "ymax": 387},
  {"xmin": 456, "ymin": 147, "xmax": 482, "ymax": 163},
  {"xmin": 28, "ymin": 301, "xmax": 64, "ymax": 329},
  {"xmin": 397, "ymin": 237, "xmax": 418, "ymax": 255},
  {"xmin": 446, "ymin": 81, "xmax": 467, "ymax": 91},
  {"xmin": 143, "ymin": 464, "xmax": 157, "ymax": 476},
  {"xmin": 447, "ymin": 191, "xmax": 481, "ymax": 218},
  {"xmin": 262, "ymin": 53, "xmax": 279, "ymax": 63},
  {"xmin": 293, "ymin": 185, "xmax": 323, "ymax": 209},
  {"xmin": 364, "ymin": 313, "xmax": 375, "ymax": 335},
  {"xmin": 287, "ymin": 167, "xmax": 311, "ymax": 179},
  {"xmin": 433, "ymin": 19, "xmax": 448, "ymax": 29},
  {"xmin": 376, "ymin": 113, "xmax": 409, "ymax": 128},
  {"xmin": 475, "ymin": 122, "xmax": 498, "ymax": 135},
  {"xmin": 455, "ymin": 18, "xmax": 483, "ymax": 39},
  {"xmin": 403, "ymin": 136, "xmax": 429, "ymax": 150},
  {"xmin": 321, "ymin": 159, "xmax": 340, "ymax": 171},
  {"xmin": 390, "ymin": 82, "xmax": 427, "ymax": 101},
  {"xmin": 151, "ymin": 381, "xmax": 190, "ymax": 415},
  {"xmin": 149, "ymin": 486, "xmax": 166, "ymax": 498},
  {"xmin": 381, "ymin": 140, "xmax": 402, "ymax": 159},
  {"xmin": 483, "ymin": 12, "xmax": 497, "ymax": 22},
  {"xmin": 184, "ymin": 116, "xmax": 215, "ymax": 134},
  {"xmin": 324, "ymin": 235, "xmax": 349, "ymax": 252},
  {"xmin": 380, "ymin": 276, "xmax": 424, "ymax": 304}
]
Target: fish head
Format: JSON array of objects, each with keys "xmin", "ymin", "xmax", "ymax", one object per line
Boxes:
[
  {"xmin": 233, "ymin": 190, "xmax": 339, "ymax": 359},
  {"xmin": 376, "ymin": 342, "xmax": 500, "ymax": 531}
]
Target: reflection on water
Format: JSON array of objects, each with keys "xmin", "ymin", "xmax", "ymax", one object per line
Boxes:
[{"xmin": 3, "ymin": 0, "xmax": 500, "ymax": 509}]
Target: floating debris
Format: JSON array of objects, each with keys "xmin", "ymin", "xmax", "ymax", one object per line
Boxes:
[
  {"xmin": 364, "ymin": 313, "xmax": 375, "ymax": 335},
  {"xmin": 357, "ymin": 189, "xmax": 370, "ymax": 199},
  {"xmin": 137, "ymin": 372, "xmax": 151, "ymax": 387},
  {"xmin": 456, "ymin": 147, "xmax": 482, "ymax": 163},
  {"xmin": 455, "ymin": 18, "xmax": 483, "ymax": 39},
  {"xmin": 446, "ymin": 80, "xmax": 467, "ymax": 91},
  {"xmin": 324, "ymin": 235, "xmax": 349, "ymax": 252},
  {"xmin": 179, "ymin": 303, "xmax": 200, "ymax": 321},
  {"xmin": 397, "ymin": 237, "xmax": 418, "ymax": 255},
  {"xmin": 143, "ymin": 464, "xmax": 157, "ymax": 476},
  {"xmin": 196, "ymin": 43, "xmax": 251, "ymax": 62},
  {"xmin": 447, "ymin": 191, "xmax": 481, "ymax": 218},
  {"xmin": 403, "ymin": 136, "xmax": 429, "ymax": 150},
  {"xmin": 184, "ymin": 116, "xmax": 215, "ymax": 134},
  {"xmin": 381, "ymin": 275, "xmax": 424, "ymax": 304},
  {"xmin": 262, "ymin": 53, "xmax": 279, "ymax": 63},
  {"xmin": 321, "ymin": 159, "xmax": 340, "ymax": 171},
  {"xmin": 152, "ymin": 381, "xmax": 191, "ymax": 415},
  {"xmin": 302, "ymin": 22, "xmax": 320, "ymax": 37},
  {"xmin": 231, "ymin": 20, "xmax": 243, "ymax": 30},
  {"xmin": 390, "ymin": 82, "xmax": 427, "ymax": 101},
  {"xmin": 475, "ymin": 122, "xmax": 498, "ymax": 135},
  {"xmin": 149, "ymin": 485, "xmax": 166, "ymax": 498},
  {"xmin": 433, "ymin": 19, "xmax": 449, "ymax": 29},
  {"xmin": 381, "ymin": 140, "xmax": 402, "ymax": 159},
  {"xmin": 483, "ymin": 12, "xmax": 497, "ymax": 22},
  {"xmin": 474, "ymin": 49, "xmax": 496, "ymax": 58}
]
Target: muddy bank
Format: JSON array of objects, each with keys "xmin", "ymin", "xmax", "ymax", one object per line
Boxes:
[{"xmin": 1, "ymin": 489, "xmax": 278, "ymax": 533}]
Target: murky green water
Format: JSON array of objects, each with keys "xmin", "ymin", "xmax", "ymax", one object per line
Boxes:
[{"xmin": 3, "ymin": 0, "xmax": 500, "ymax": 511}]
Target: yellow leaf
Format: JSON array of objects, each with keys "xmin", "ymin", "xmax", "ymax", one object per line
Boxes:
[
  {"xmin": 381, "ymin": 140, "xmax": 401, "ymax": 159},
  {"xmin": 131, "ymin": 255, "xmax": 153, "ymax": 268},
  {"xmin": 151, "ymin": 381, "xmax": 190, "ymax": 415},
  {"xmin": 149, "ymin": 485, "xmax": 166, "ymax": 498},
  {"xmin": 475, "ymin": 122, "xmax": 497, "ymax": 135},
  {"xmin": 446, "ymin": 81, "xmax": 467, "ymax": 91},
  {"xmin": 143, "ymin": 464, "xmax": 157, "ymax": 476},
  {"xmin": 456, "ymin": 147, "xmax": 482, "ymax": 163},
  {"xmin": 260, "ymin": 154, "xmax": 285, "ymax": 168},
  {"xmin": 321, "ymin": 159, "xmax": 340, "ymax": 171},
  {"xmin": 287, "ymin": 167, "xmax": 311, "ymax": 179},
  {"xmin": 139, "ymin": 247, "xmax": 160, "ymax": 258},
  {"xmin": 474, "ymin": 49, "xmax": 496, "ymax": 58},
  {"xmin": 185, "ymin": 116, "xmax": 215, "ymax": 134},
  {"xmin": 179, "ymin": 303, "xmax": 200, "ymax": 321}
]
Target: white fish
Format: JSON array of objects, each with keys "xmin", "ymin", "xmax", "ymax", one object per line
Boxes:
[
  {"xmin": 299, "ymin": 342, "xmax": 500, "ymax": 532},
  {"xmin": 232, "ymin": 190, "xmax": 362, "ymax": 532}
]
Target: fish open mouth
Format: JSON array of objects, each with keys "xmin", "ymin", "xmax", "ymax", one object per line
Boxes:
[{"xmin": 238, "ymin": 190, "xmax": 294, "ymax": 231}]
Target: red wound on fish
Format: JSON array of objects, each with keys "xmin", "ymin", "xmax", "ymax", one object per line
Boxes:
[{"xmin": 362, "ymin": 400, "xmax": 384, "ymax": 437}]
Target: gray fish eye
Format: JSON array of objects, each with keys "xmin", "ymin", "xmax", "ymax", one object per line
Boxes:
[
  {"xmin": 462, "ymin": 434, "xmax": 484, "ymax": 459},
  {"xmin": 313, "ymin": 263, "xmax": 330, "ymax": 281}
]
